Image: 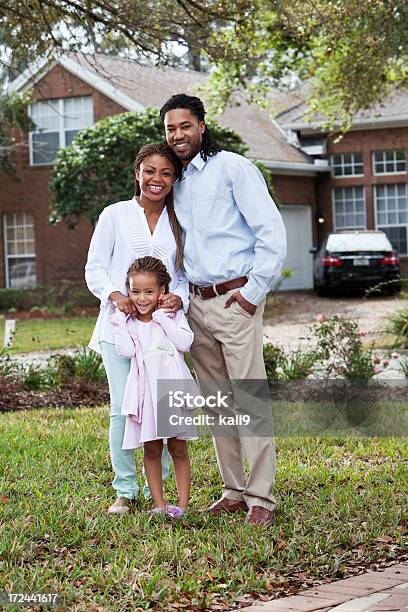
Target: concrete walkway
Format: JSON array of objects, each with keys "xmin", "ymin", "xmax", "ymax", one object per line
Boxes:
[{"xmin": 244, "ymin": 562, "xmax": 408, "ymax": 611}]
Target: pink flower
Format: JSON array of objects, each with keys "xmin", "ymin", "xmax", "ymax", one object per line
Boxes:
[
  {"xmin": 381, "ymin": 359, "xmax": 389, "ymax": 368},
  {"xmin": 391, "ymin": 352, "xmax": 400, "ymax": 359},
  {"xmin": 316, "ymin": 314, "xmax": 326, "ymax": 322},
  {"xmin": 373, "ymin": 366, "xmax": 382, "ymax": 374}
]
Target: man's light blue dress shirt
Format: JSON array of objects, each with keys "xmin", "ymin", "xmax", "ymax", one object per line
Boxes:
[{"xmin": 173, "ymin": 150, "xmax": 287, "ymax": 306}]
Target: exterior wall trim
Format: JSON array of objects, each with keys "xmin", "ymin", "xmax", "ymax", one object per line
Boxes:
[
  {"xmin": 283, "ymin": 115, "xmax": 408, "ymax": 134},
  {"xmin": 257, "ymin": 158, "xmax": 329, "ymax": 176},
  {"xmin": 7, "ymin": 55, "xmax": 145, "ymax": 113},
  {"xmin": 7, "ymin": 56, "xmax": 57, "ymax": 95}
]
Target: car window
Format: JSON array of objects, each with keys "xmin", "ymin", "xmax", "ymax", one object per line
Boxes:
[{"xmin": 327, "ymin": 233, "xmax": 393, "ymax": 252}]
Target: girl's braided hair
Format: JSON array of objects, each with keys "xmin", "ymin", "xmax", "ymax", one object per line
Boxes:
[
  {"xmin": 126, "ymin": 256, "xmax": 171, "ymax": 294},
  {"xmin": 134, "ymin": 143, "xmax": 184, "ymax": 271},
  {"xmin": 159, "ymin": 94, "xmax": 222, "ymax": 162}
]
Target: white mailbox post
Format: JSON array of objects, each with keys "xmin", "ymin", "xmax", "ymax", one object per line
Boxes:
[{"xmin": 4, "ymin": 319, "xmax": 16, "ymax": 348}]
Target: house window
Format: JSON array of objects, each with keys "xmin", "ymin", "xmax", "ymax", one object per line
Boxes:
[
  {"xmin": 373, "ymin": 150, "xmax": 406, "ymax": 175},
  {"xmin": 331, "ymin": 153, "xmax": 364, "ymax": 177},
  {"xmin": 332, "ymin": 186, "xmax": 366, "ymax": 230},
  {"xmin": 29, "ymin": 96, "xmax": 93, "ymax": 165},
  {"xmin": 3, "ymin": 212, "xmax": 37, "ymax": 288},
  {"xmin": 375, "ymin": 184, "xmax": 408, "ymax": 255}
]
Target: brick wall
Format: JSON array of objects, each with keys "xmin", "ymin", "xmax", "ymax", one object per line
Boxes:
[
  {"xmin": 0, "ymin": 65, "xmax": 127, "ymax": 287},
  {"xmin": 271, "ymin": 174, "xmax": 318, "ymax": 243}
]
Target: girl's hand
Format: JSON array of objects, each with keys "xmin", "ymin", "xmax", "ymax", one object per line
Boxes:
[
  {"xmin": 109, "ymin": 291, "xmax": 137, "ymax": 316},
  {"xmin": 158, "ymin": 293, "xmax": 183, "ymax": 314}
]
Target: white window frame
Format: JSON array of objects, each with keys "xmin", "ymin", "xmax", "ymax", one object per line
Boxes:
[
  {"xmin": 29, "ymin": 96, "xmax": 94, "ymax": 166},
  {"xmin": 374, "ymin": 183, "xmax": 408, "ymax": 255},
  {"xmin": 332, "ymin": 186, "xmax": 367, "ymax": 231},
  {"xmin": 372, "ymin": 149, "xmax": 406, "ymax": 176},
  {"xmin": 3, "ymin": 212, "xmax": 36, "ymax": 289},
  {"xmin": 330, "ymin": 152, "xmax": 364, "ymax": 178}
]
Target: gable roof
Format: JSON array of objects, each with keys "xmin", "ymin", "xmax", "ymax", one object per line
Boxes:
[
  {"xmin": 8, "ymin": 53, "xmax": 321, "ymax": 174},
  {"xmin": 277, "ymin": 86, "xmax": 408, "ymax": 133}
]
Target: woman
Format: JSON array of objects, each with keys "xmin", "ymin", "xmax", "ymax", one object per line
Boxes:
[{"xmin": 85, "ymin": 143, "xmax": 187, "ymax": 514}]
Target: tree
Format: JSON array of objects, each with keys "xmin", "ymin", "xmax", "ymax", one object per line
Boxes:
[
  {"xmin": 203, "ymin": 0, "xmax": 408, "ymax": 128},
  {"xmin": 0, "ymin": 0, "xmax": 232, "ymax": 72},
  {"xmin": 3, "ymin": 1, "xmax": 405, "ymax": 127},
  {"xmin": 49, "ymin": 107, "xmax": 247, "ymax": 228},
  {"xmin": 0, "ymin": 92, "xmax": 34, "ymax": 172}
]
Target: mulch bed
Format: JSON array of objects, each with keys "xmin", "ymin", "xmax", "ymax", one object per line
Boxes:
[
  {"xmin": 269, "ymin": 379, "xmax": 408, "ymax": 403},
  {"xmin": 0, "ymin": 377, "xmax": 109, "ymax": 412}
]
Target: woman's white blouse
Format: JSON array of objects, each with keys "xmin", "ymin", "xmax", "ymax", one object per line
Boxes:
[{"xmin": 85, "ymin": 198, "xmax": 189, "ymax": 353}]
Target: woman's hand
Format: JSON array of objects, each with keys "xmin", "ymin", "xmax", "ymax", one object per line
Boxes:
[
  {"xmin": 109, "ymin": 291, "xmax": 137, "ymax": 316},
  {"xmin": 158, "ymin": 293, "xmax": 183, "ymax": 314}
]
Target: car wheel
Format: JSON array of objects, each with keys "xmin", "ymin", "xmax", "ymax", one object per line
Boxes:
[
  {"xmin": 387, "ymin": 284, "xmax": 401, "ymax": 296},
  {"xmin": 316, "ymin": 283, "xmax": 330, "ymax": 297}
]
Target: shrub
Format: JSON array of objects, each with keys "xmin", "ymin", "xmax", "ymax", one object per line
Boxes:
[
  {"xmin": 50, "ymin": 108, "xmax": 247, "ymax": 228},
  {"xmin": 0, "ymin": 283, "xmax": 98, "ymax": 312},
  {"xmin": 263, "ymin": 343, "xmax": 285, "ymax": 380},
  {"xmin": 276, "ymin": 347, "xmax": 317, "ymax": 380},
  {"xmin": 50, "ymin": 347, "xmax": 106, "ymax": 385},
  {"xmin": 385, "ymin": 308, "xmax": 408, "ymax": 348},
  {"xmin": 312, "ymin": 314, "xmax": 375, "ymax": 380},
  {"xmin": 20, "ymin": 362, "xmax": 54, "ymax": 391}
]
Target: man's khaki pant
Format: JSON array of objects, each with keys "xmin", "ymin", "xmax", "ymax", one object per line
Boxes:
[{"xmin": 188, "ymin": 289, "xmax": 276, "ymax": 511}]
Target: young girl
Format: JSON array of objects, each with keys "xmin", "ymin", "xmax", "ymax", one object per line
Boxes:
[{"xmin": 110, "ymin": 256, "xmax": 197, "ymax": 517}]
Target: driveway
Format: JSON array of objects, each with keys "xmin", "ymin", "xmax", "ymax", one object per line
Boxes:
[{"xmin": 263, "ymin": 290, "xmax": 407, "ymax": 350}]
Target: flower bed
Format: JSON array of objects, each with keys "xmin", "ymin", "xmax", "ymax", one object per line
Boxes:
[{"xmin": 1, "ymin": 315, "xmax": 407, "ymax": 414}]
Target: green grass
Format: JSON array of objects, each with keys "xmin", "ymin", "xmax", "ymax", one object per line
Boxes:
[
  {"xmin": 0, "ymin": 406, "xmax": 406, "ymax": 610},
  {"xmin": 4, "ymin": 317, "xmax": 96, "ymax": 354}
]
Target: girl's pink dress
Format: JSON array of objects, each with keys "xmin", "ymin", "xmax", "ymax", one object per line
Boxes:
[{"xmin": 110, "ymin": 308, "xmax": 198, "ymax": 449}]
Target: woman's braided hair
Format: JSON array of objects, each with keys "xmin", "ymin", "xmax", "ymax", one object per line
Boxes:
[
  {"xmin": 134, "ymin": 143, "xmax": 184, "ymax": 271},
  {"xmin": 159, "ymin": 94, "xmax": 221, "ymax": 162},
  {"xmin": 126, "ymin": 256, "xmax": 171, "ymax": 294}
]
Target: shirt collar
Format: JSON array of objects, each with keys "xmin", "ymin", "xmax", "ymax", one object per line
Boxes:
[{"xmin": 185, "ymin": 152, "xmax": 207, "ymax": 173}]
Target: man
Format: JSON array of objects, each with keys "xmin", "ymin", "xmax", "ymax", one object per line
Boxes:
[{"xmin": 160, "ymin": 93, "xmax": 287, "ymax": 527}]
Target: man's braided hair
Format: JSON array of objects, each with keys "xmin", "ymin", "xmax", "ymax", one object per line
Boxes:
[
  {"xmin": 159, "ymin": 93, "xmax": 221, "ymax": 162},
  {"xmin": 126, "ymin": 256, "xmax": 171, "ymax": 294}
]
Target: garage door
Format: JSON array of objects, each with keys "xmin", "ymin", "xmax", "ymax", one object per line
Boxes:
[{"xmin": 279, "ymin": 205, "xmax": 314, "ymax": 290}]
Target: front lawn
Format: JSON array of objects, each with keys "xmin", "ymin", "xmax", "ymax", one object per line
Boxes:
[
  {"xmin": 4, "ymin": 316, "xmax": 96, "ymax": 354},
  {"xmin": 0, "ymin": 406, "xmax": 406, "ymax": 610}
]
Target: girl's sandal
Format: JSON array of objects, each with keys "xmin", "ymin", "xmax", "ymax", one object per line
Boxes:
[
  {"xmin": 148, "ymin": 507, "xmax": 166, "ymax": 516},
  {"xmin": 165, "ymin": 505, "xmax": 185, "ymax": 519}
]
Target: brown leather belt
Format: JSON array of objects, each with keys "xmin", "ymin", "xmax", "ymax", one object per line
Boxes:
[{"xmin": 189, "ymin": 276, "xmax": 248, "ymax": 300}]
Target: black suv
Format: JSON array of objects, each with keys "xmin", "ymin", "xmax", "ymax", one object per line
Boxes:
[{"xmin": 312, "ymin": 230, "xmax": 401, "ymax": 296}]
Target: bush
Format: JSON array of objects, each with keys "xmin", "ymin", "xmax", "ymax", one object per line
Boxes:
[
  {"xmin": 312, "ymin": 314, "xmax": 375, "ymax": 380},
  {"xmin": 50, "ymin": 348, "xmax": 106, "ymax": 385},
  {"xmin": 276, "ymin": 347, "xmax": 317, "ymax": 380},
  {"xmin": 386, "ymin": 308, "xmax": 408, "ymax": 348},
  {"xmin": 0, "ymin": 283, "xmax": 98, "ymax": 312},
  {"xmin": 50, "ymin": 108, "xmax": 247, "ymax": 228},
  {"xmin": 263, "ymin": 343, "xmax": 285, "ymax": 380}
]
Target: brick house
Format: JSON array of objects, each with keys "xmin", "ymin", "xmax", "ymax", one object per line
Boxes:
[
  {"xmin": 278, "ymin": 90, "xmax": 408, "ymax": 277},
  {"xmin": 1, "ymin": 53, "xmax": 407, "ymax": 292}
]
